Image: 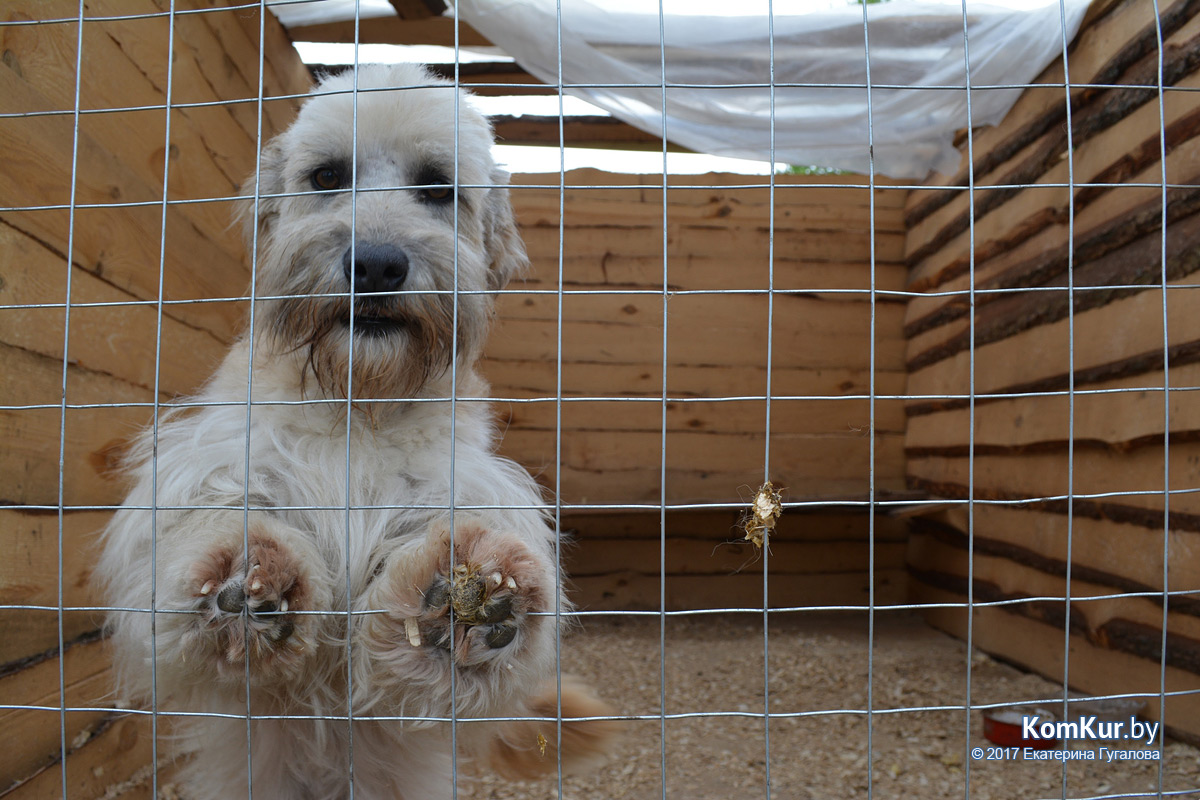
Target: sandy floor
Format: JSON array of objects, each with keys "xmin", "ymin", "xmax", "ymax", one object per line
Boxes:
[
  {"xmin": 472, "ymin": 612, "xmax": 1200, "ymax": 800},
  {"xmin": 135, "ymin": 612, "xmax": 1200, "ymax": 799}
]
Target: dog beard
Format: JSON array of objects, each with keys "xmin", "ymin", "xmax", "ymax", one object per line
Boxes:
[{"xmin": 263, "ymin": 277, "xmax": 487, "ymax": 401}]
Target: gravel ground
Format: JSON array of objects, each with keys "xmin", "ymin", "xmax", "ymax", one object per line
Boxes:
[
  {"xmin": 138, "ymin": 612, "xmax": 1200, "ymax": 799},
  {"xmin": 472, "ymin": 612, "xmax": 1200, "ymax": 800}
]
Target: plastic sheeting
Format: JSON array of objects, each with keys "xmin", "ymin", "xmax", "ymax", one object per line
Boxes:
[{"xmin": 452, "ymin": 0, "xmax": 1091, "ymax": 178}]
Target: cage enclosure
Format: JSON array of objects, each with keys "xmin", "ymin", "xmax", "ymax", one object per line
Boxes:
[{"xmin": 2, "ymin": 0, "xmax": 1200, "ymax": 797}]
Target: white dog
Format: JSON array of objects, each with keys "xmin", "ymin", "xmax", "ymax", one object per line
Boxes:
[{"xmin": 96, "ymin": 64, "xmax": 614, "ymax": 799}]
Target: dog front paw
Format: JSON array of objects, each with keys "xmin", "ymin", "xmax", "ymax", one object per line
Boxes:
[
  {"xmin": 188, "ymin": 526, "xmax": 311, "ymax": 678},
  {"xmin": 420, "ymin": 559, "xmax": 526, "ymax": 655},
  {"xmin": 374, "ymin": 522, "xmax": 553, "ymax": 670}
]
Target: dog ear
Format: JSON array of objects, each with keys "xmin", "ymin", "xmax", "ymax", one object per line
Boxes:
[
  {"xmin": 234, "ymin": 140, "xmax": 286, "ymax": 249},
  {"xmin": 482, "ymin": 168, "xmax": 529, "ymax": 291}
]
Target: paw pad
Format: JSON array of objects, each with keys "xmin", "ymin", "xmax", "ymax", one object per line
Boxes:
[
  {"xmin": 191, "ymin": 537, "xmax": 306, "ymax": 668},
  {"xmin": 419, "ymin": 562, "xmax": 523, "ymax": 653}
]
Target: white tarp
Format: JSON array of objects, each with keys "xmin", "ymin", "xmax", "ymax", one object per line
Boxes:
[{"xmin": 452, "ymin": 0, "xmax": 1091, "ymax": 178}]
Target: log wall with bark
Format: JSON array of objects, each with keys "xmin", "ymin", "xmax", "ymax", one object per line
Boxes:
[{"xmin": 902, "ymin": 0, "xmax": 1200, "ymax": 742}]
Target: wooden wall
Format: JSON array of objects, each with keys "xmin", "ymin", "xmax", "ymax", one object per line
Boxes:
[
  {"xmin": 492, "ymin": 171, "xmax": 911, "ymax": 610},
  {"xmin": 0, "ymin": 2, "xmax": 310, "ymax": 795},
  {"xmin": 902, "ymin": 0, "xmax": 1200, "ymax": 741}
]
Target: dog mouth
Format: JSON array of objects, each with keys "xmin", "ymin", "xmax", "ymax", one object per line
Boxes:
[{"xmin": 341, "ymin": 313, "xmax": 406, "ymax": 337}]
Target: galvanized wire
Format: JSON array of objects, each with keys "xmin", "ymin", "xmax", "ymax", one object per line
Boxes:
[{"xmin": 1, "ymin": 2, "xmax": 1197, "ymax": 798}]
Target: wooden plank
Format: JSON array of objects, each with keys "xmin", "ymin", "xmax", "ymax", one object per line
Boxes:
[
  {"xmin": 0, "ymin": 343, "xmax": 151, "ymax": 507},
  {"xmin": 498, "ymin": 393, "xmax": 907, "ymax": 443},
  {"xmin": 905, "ymin": 68, "xmax": 1200, "ymax": 327},
  {"xmin": 904, "ymin": 0, "xmax": 1199, "ymax": 226},
  {"xmin": 511, "ymin": 169, "xmax": 910, "ymax": 197},
  {"xmin": 389, "ymin": 0, "xmax": 442, "ymax": 20},
  {"xmin": 0, "ymin": 637, "xmax": 113, "ymax": 791},
  {"xmin": 910, "ymin": 578, "xmax": 1200, "ymax": 742},
  {"xmin": 572, "ymin": 569, "xmax": 907, "ymax": 611},
  {"xmin": 919, "ymin": 505, "xmax": 1200, "ymax": 602},
  {"xmin": 533, "ymin": 464, "xmax": 906, "ymax": 508},
  {"xmin": 482, "ymin": 358, "xmax": 908, "ymax": 402},
  {"xmin": 0, "ymin": 65, "xmax": 249, "ymax": 339},
  {"xmin": 504, "ymin": 259, "xmax": 908, "ymax": 296},
  {"xmin": 228, "ymin": 0, "xmax": 314, "ymax": 103},
  {"xmin": 905, "ymin": 271, "xmax": 1200, "ymax": 402},
  {"xmin": 909, "ymin": 528, "xmax": 1200, "ymax": 642},
  {"xmin": 567, "ymin": 537, "xmax": 907, "ymax": 578},
  {"xmin": 905, "ymin": 18, "xmax": 1200, "ymax": 274},
  {"xmin": 3, "ymin": 714, "xmax": 160, "ymax": 800},
  {"xmin": 500, "ymin": 289, "xmax": 900, "ymax": 333},
  {"xmin": 0, "ymin": 509, "xmax": 110, "ymax": 666},
  {"xmin": 182, "ymin": 1, "xmax": 305, "ymax": 134},
  {"xmin": 288, "ymin": 16, "xmax": 492, "ymax": 48},
  {"xmin": 1, "ymin": 0, "xmax": 254, "ymax": 254},
  {"xmin": 558, "ymin": 510, "xmax": 911, "ymax": 543},
  {"xmin": 906, "ymin": 442, "xmax": 1200, "ymax": 520},
  {"xmin": 428, "ymin": 60, "xmax": 568, "ymax": 97},
  {"xmin": 76, "ymin": 0, "xmax": 298, "ymax": 170},
  {"xmin": 207, "ymin": 0, "xmax": 312, "ymax": 103},
  {"xmin": 493, "ymin": 114, "xmax": 678, "ymax": 149},
  {"xmin": 520, "ymin": 221, "xmax": 907, "ymax": 267},
  {"xmin": 0, "ymin": 223, "xmax": 230, "ymax": 397},
  {"xmin": 487, "ymin": 296, "xmax": 908, "ymax": 372},
  {"xmin": 505, "ymin": 428, "xmax": 907, "ymax": 505},
  {"xmin": 511, "ymin": 190, "xmax": 908, "ymax": 232},
  {"xmin": 499, "ymin": 395, "xmax": 906, "ymax": 438},
  {"xmin": 906, "ymin": 207, "xmax": 1200, "ymax": 374},
  {"xmin": 93, "ymin": 0, "xmax": 289, "ymax": 137},
  {"xmin": 510, "ymin": 428, "xmax": 906, "ymax": 476},
  {"xmin": 905, "ymin": 362, "xmax": 1200, "ymax": 454},
  {"xmin": 906, "ymin": 118, "xmax": 1200, "ymax": 305},
  {"xmin": 507, "ymin": 247, "xmax": 907, "ymax": 295}
]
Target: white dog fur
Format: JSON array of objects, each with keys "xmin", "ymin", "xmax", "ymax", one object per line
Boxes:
[{"xmin": 96, "ymin": 64, "xmax": 615, "ymax": 799}]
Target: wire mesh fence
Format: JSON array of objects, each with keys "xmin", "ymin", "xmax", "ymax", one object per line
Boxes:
[{"xmin": 1, "ymin": 0, "xmax": 1200, "ymax": 798}]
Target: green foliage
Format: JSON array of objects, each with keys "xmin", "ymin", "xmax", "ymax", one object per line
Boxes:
[{"xmin": 779, "ymin": 164, "xmax": 849, "ymax": 175}]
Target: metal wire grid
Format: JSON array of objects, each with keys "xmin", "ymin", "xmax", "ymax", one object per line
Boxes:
[{"xmin": 0, "ymin": 0, "xmax": 1197, "ymax": 799}]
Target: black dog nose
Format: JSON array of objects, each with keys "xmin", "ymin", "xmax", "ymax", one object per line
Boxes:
[{"xmin": 343, "ymin": 242, "xmax": 409, "ymax": 294}]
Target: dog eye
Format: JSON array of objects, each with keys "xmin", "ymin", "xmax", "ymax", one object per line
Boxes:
[
  {"xmin": 311, "ymin": 167, "xmax": 342, "ymax": 191},
  {"xmin": 421, "ymin": 184, "xmax": 454, "ymax": 203}
]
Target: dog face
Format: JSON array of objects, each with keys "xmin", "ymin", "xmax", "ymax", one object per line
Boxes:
[{"xmin": 242, "ymin": 64, "xmax": 528, "ymax": 400}]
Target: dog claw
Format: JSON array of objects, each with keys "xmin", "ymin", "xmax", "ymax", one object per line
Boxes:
[
  {"xmin": 405, "ymin": 617, "xmax": 422, "ymax": 647},
  {"xmin": 199, "ymin": 580, "xmax": 216, "ymax": 596},
  {"xmin": 280, "ymin": 598, "xmax": 289, "ymax": 613},
  {"xmin": 505, "ymin": 576, "xmax": 517, "ymax": 591},
  {"xmin": 489, "ymin": 571, "xmax": 503, "ymax": 587},
  {"xmin": 250, "ymin": 578, "xmax": 264, "ymax": 593}
]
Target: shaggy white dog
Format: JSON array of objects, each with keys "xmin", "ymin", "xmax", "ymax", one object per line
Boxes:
[{"xmin": 96, "ymin": 64, "xmax": 614, "ymax": 799}]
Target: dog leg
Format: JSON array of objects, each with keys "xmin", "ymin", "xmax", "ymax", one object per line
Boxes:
[{"xmin": 489, "ymin": 676, "xmax": 624, "ymax": 780}]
